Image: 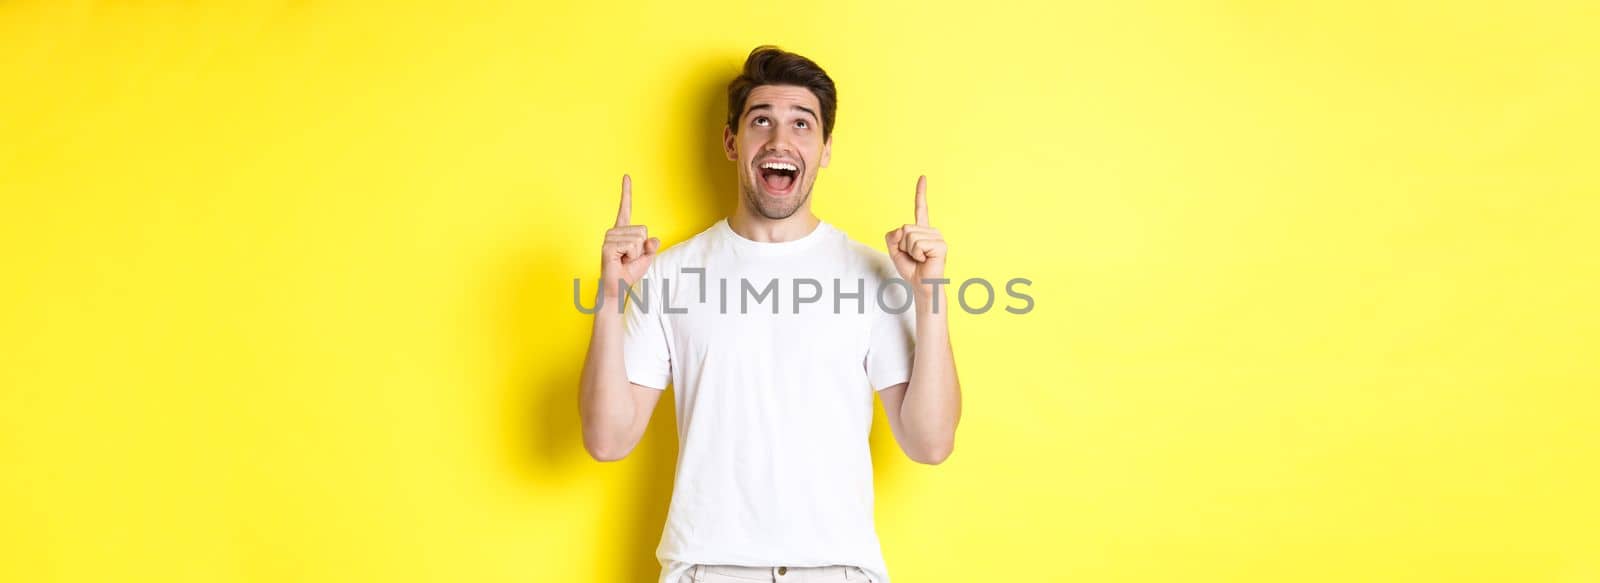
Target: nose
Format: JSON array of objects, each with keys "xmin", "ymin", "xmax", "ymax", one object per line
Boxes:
[{"xmin": 762, "ymin": 127, "xmax": 796, "ymax": 156}]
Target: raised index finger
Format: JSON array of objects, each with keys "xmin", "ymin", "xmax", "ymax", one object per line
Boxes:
[
  {"xmin": 616, "ymin": 174, "xmax": 632, "ymax": 227},
  {"xmin": 914, "ymin": 175, "xmax": 929, "ymax": 226}
]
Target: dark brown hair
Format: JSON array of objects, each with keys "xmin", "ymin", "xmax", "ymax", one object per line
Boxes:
[{"xmin": 726, "ymin": 46, "xmax": 837, "ymax": 140}]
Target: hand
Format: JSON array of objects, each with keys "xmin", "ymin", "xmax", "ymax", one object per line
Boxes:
[
  {"xmin": 600, "ymin": 174, "xmax": 660, "ymax": 299},
  {"xmin": 884, "ymin": 175, "xmax": 947, "ymax": 288}
]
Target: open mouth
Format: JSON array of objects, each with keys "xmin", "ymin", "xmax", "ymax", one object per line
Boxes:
[{"xmin": 757, "ymin": 160, "xmax": 800, "ymax": 196}]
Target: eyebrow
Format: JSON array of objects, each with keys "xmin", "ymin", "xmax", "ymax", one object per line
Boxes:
[{"xmin": 745, "ymin": 103, "xmax": 819, "ymax": 122}]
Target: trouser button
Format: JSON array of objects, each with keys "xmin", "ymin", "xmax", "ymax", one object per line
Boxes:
[{"xmin": 778, "ymin": 566, "xmax": 787, "ymax": 576}]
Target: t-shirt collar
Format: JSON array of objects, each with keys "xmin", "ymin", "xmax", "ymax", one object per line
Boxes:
[{"xmin": 714, "ymin": 218, "xmax": 832, "ymax": 256}]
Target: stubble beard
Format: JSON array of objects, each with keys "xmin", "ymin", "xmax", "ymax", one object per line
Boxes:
[{"xmin": 741, "ymin": 174, "xmax": 813, "ymax": 220}]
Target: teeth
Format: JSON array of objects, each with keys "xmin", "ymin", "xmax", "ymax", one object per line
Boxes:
[{"xmin": 760, "ymin": 161, "xmax": 798, "ymax": 172}]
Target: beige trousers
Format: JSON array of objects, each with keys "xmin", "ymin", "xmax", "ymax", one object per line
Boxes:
[{"xmin": 681, "ymin": 564, "xmax": 875, "ymax": 583}]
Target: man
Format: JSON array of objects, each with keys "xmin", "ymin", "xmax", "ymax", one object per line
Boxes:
[{"xmin": 578, "ymin": 46, "xmax": 961, "ymax": 583}]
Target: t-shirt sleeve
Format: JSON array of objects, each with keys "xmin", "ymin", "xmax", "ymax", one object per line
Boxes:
[
  {"xmin": 865, "ymin": 266, "xmax": 917, "ymax": 391},
  {"xmin": 622, "ymin": 263, "xmax": 672, "ymax": 390}
]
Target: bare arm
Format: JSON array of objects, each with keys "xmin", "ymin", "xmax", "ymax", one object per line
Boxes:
[
  {"xmin": 880, "ymin": 176, "xmax": 962, "ymax": 465},
  {"xmin": 578, "ymin": 174, "xmax": 665, "ymax": 462},
  {"xmin": 579, "ymin": 307, "xmax": 663, "ymax": 461}
]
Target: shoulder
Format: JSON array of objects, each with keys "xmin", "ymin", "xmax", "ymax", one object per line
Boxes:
[
  {"xmin": 833, "ymin": 227, "xmax": 898, "ymax": 282},
  {"xmin": 647, "ymin": 221, "xmax": 723, "ymax": 271}
]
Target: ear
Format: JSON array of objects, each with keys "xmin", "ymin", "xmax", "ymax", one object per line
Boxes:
[
  {"xmin": 820, "ymin": 135, "xmax": 832, "ymax": 169},
  {"xmin": 722, "ymin": 126, "xmax": 738, "ymax": 161}
]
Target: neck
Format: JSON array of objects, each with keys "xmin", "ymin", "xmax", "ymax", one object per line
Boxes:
[{"xmin": 728, "ymin": 201, "xmax": 821, "ymax": 243}]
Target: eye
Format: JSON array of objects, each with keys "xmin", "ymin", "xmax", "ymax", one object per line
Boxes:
[
  {"xmin": 753, "ymin": 116, "xmax": 770, "ymax": 127},
  {"xmin": 795, "ymin": 119, "xmax": 809, "ymax": 129}
]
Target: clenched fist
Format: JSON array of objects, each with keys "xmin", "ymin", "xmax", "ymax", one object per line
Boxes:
[
  {"xmin": 885, "ymin": 175, "xmax": 947, "ymax": 287},
  {"xmin": 601, "ymin": 174, "xmax": 660, "ymax": 299}
]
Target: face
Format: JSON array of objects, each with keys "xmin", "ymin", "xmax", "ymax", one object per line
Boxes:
[{"xmin": 724, "ymin": 84, "xmax": 832, "ymax": 220}]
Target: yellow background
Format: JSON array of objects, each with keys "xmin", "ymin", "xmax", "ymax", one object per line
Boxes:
[{"xmin": 3, "ymin": 1, "xmax": 1597, "ymax": 581}]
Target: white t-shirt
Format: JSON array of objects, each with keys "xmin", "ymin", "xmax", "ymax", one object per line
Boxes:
[{"xmin": 622, "ymin": 218, "xmax": 915, "ymax": 583}]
